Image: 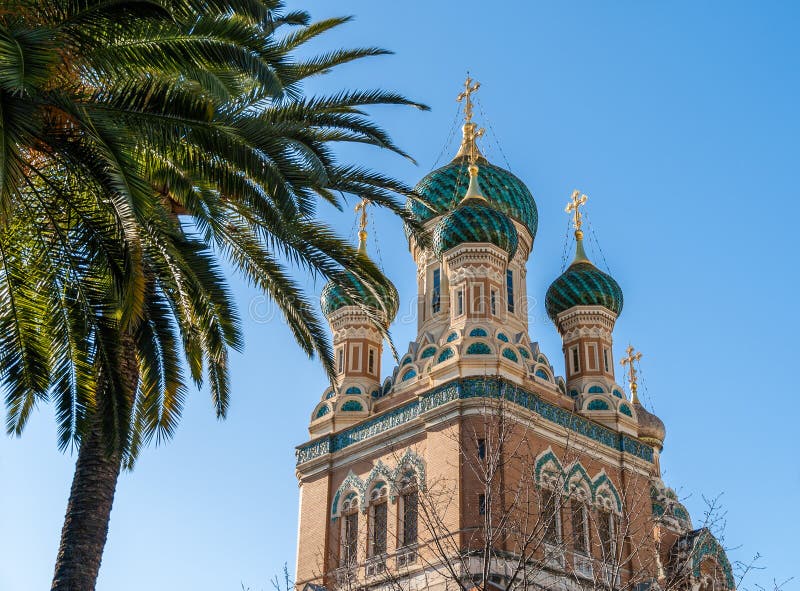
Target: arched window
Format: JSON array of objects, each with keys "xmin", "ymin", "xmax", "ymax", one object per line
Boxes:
[
  {"xmin": 596, "ymin": 507, "xmax": 616, "ymax": 560},
  {"xmin": 571, "ymin": 500, "xmax": 589, "ymax": 554},
  {"xmin": 340, "ymin": 494, "xmax": 359, "ymax": 567},
  {"xmin": 368, "ymin": 485, "xmax": 388, "ymax": 557},
  {"xmin": 540, "ymin": 488, "xmax": 562, "ymax": 545},
  {"xmin": 399, "ymin": 476, "xmax": 418, "ymax": 548}
]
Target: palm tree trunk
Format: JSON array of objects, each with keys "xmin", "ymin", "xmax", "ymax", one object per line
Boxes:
[
  {"xmin": 50, "ymin": 421, "xmax": 122, "ymax": 591},
  {"xmin": 51, "ymin": 335, "xmax": 138, "ymax": 591}
]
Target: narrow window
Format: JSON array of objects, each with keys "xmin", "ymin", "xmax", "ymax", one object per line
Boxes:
[
  {"xmin": 343, "ymin": 512, "xmax": 358, "ymax": 566},
  {"xmin": 570, "ymin": 346, "xmax": 581, "ymax": 374},
  {"xmin": 350, "ymin": 344, "xmax": 361, "ymax": 372},
  {"xmin": 457, "ymin": 289, "xmax": 464, "ymax": 316},
  {"xmin": 587, "ymin": 343, "xmax": 598, "ymax": 371},
  {"xmin": 603, "ymin": 348, "xmax": 610, "ymax": 373},
  {"xmin": 337, "ymin": 347, "xmax": 344, "ymax": 374},
  {"xmin": 542, "ymin": 489, "xmax": 560, "ymax": 544},
  {"xmin": 473, "ymin": 283, "xmax": 484, "ymax": 313},
  {"xmin": 598, "ymin": 509, "xmax": 615, "ymax": 558},
  {"xmin": 506, "ymin": 270, "xmax": 515, "ymax": 313},
  {"xmin": 478, "ymin": 494, "xmax": 486, "ymax": 516},
  {"xmin": 432, "ymin": 268, "xmax": 441, "ymax": 314},
  {"xmin": 402, "ymin": 490, "xmax": 418, "ymax": 547},
  {"xmin": 368, "ymin": 347, "xmax": 376, "ymax": 375},
  {"xmin": 571, "ymin": 501, "xmax": 588, "ymax": 553},
  {"xmin": 477, "ymin": 438, "xmax": 486, "ymax": 460},
  {"xmin": 371, "ymin": 502, "xmax": 387, "ymax": 556},
  {"xmin": 490, "ymin": 290, "xmax": 497, "ymax": 315}
]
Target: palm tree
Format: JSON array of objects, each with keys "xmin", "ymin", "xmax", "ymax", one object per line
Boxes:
[{"xmin": 0, "ymin": 1, "xmax": 427, "ymax": 588}]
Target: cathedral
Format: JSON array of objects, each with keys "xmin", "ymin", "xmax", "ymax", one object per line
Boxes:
[{"xmin": 293, "ymin": 79, "xmax": 735, "ymax": 591}]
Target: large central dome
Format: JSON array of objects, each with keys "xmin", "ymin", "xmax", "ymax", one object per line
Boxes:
[{"xmin": 407, "ymin": 155, "xmax": 538, "ymax": 239}]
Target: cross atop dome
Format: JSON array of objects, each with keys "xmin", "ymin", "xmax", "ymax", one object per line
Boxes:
[
  {"xmin": 546, "ymin": 189, "xmax": 623, "ymax": 322},
  {"xmin": 454, "ymin": 76, "xmax": 488, "ymax": 203},
  {"xmin": 566, "ymin": 190, "xmax": 588, "ymax": 238},
  {"xmin": 621, "ymin": 344, "xmax": 643, "ymax": 403},
  {"xmin": 563, "ymin": 189, "xmax": 592, "ymax": 265},
  {"xmin": 455, "ymin": 75, "xmax": 486, "ymax": 163},
  {"xmin": 354, "ymin": 198, "xmax": 370, "ymax": 254},
  {"xmin": 456, "ymin": 76, "xmax": 480, "ymax": 126}
]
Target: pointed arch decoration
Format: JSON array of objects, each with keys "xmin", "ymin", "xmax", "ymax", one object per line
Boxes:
[
  {"xmin": 331, "ymin": 471, "xmax": 366, "ymax": 518},
  {"xmin": 690, "ymin": 529, "xmax": 735, "ymax": 590},
  {"xmin": 391, "ymin": 449, "xmax": 427, "ymax": 499},
  {"xmin": 534, "ymin": 448, "xmax": 564, "ymax": 487},
  {"xmin": 331, "ymin": 452, "xmax": 427, "ymax": 517},
  {"xmin": 360, "ymin": 461, "xmax": 395, "ymax": 512},
  {"xmin": 564, "ymin": 462, "xmax": 593, "ymax": 500},
  {"xmin": 532, "ymin": 450, "xmax": 623, "ymax": 512},
  {"xmin": 592, "ymin": 471, "xmax": 623, "ymax": 513}
]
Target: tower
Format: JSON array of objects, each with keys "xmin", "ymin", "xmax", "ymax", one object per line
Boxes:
[
  {"xmin": 544, "ymin": 191, "xmax": 633, "ymax": 435},
  {"xmin": 313, "ymin": 200, "xmax": 399, "ymax": 435},
  {"xmin": 294, "ymin": 78, "xmax": 734, "ymax": 591}
]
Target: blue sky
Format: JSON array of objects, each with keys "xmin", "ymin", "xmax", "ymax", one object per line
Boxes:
[{"xmin": 1, "ymin": 1, "xmax": 798, "ymax": 589}]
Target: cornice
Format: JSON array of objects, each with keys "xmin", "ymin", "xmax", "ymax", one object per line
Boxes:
[{"xmin": 296, "ymin": 376, "xmax": 654, "ymax": 469}]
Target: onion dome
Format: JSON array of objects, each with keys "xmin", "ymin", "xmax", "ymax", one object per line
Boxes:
[
  {"xmin": 635, "ymin": 402, "xmax": 666, "ymax": 450},
  {"xmin": 545, "ymin": 233, "xmax": 623, "ymax": 323},
  {"xmin": 408, "ymin": 155, "xmax": 537, "ymax": 239},
  {"xmin": 320, "ymin": 199, "xmax": 399, "ymax": 327},
  {"xmin": 431, "ymin": 164, "xmax": 519, "ymax": 259},
  {"xmin": 409, "ymin": 79, "xmax": 536, "ymax": 241},
  {"xmin": 320, "ymin": 272, "xmax": 399, "ymax": 327}
]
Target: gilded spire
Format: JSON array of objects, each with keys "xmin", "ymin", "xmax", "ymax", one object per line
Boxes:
[
  {"xmin": 355, "ymin": 198, "xmax": 370, "ymax": 254},
  {"xmin": 620, "ymin": 344, "xmax": 643, "ymax": 404},
  {"xmin": 565, "ymin": 190, "xmax": 590, "ymax": 263},
  {"xmin": 455, "ymin": 75, "xmax": 486, "ymax": 162}
]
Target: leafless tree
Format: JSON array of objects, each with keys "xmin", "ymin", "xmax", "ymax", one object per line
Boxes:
[{"xmin": 309, "ymin": 391, "xmax": 787, "ymax": 591}]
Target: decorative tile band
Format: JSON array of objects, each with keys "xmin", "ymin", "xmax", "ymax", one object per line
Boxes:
[{"xmin": 296, "ymin": 377, "xmax": 654, "ymax": 466}]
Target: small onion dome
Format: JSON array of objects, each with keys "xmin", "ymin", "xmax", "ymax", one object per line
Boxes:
[
  {"xmin": 431, "ymin": 165, "xmax": 519, "ymax": 259},
  {"xmin": 320, "ymin": 273, "xmax": 399, "ymax": 327},
  {"xmin": 545, "ymin": 235, "xmax": 623, "ymax": 323},
  {"xmin": 406, "ymin": 155, "xmax": 537, "ymax": 240},
  {"xmin": 634, "ymin": 402, "xmax": 666, "ymax": 450}
]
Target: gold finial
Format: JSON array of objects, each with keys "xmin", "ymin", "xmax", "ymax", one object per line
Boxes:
[
  {"xmin": 355, "ymin": 198, "xmax": 370, "ymax": 254},
  {"xmin": 566, "ymin": 190, "xmax": 588, "ymax": 239},
  {"xmin": 620, "ymin": 344, "xmax": 643, "ymax": 404},
  {"xmin": 455, "ymin": 75, "xmax": 485, "ymax": 163}
]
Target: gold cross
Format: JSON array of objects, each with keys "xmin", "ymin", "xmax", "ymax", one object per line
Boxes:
[
  {"xmin": 565, "ymin": 190, "xmax": 588, "ymax": 233},
  {"xmin": 457, "ymin": 75, "xmax": 481, "ymax": 125},
  {"xmin": 355, "ymin": 198, "xmax": 370, "ymax": 253},
  {"xmin": 620, "ymin": 344, "xmax": 643, "ymax": 403},
  {"xmin": 457, "ymin": 76, "xmax": 485, "ymax": 165}
]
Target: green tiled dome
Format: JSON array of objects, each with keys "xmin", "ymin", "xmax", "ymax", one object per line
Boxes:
[
  {"xmin": 320, "ymin": 273, "xmax": 398, "ymax": 326},
  {"xmin": 545, "ymin": 240, "xmax": 623, "ymax": 322},
  {"xmin": 433, "ymin": 202, "xmax": 519, "ymax": 258},
  {"xmin": 407, "ymin": 156, "xmax": 537, "ymax": 238}
]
